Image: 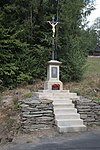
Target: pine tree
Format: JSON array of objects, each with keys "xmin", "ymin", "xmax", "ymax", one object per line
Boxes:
[{"xmin": 0, "ymin": 0, "xmax": 96, "ymax": 87}]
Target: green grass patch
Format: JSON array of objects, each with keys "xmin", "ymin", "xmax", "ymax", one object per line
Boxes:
[
  {"xmin": 90, "ymin": 97, "xmax": 100, "ymax": 102},
  {"xmin": 21, "ymin": 92, "xmax": 33, "ymax": 99},
  {"xmin": 85, "ymin": 57, "xmax": 100, "ymax": 76},
  {"xmin": 64, "ymin": 57, "xmax": 100, "ymax": 99}
]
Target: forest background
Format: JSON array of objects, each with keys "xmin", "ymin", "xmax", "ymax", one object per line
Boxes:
[{"xmin": 0, "ymin": 0, "xmax": 98, "ymax": 88}]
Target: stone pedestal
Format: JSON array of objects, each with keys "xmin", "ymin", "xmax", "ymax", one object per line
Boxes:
[{"xmin": 44, "ymin": 60, "xmax": 63, "ymax": 90}]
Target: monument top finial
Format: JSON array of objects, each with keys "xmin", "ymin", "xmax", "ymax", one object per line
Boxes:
[{"xmin": 52, "ymin": 16, "xmax": 55, "ymax": 22}]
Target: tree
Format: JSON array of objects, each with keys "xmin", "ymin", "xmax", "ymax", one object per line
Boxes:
[
  {"xmin": 91, "ymin": 17, "xmax": 100, "ymax": 45},
  {"xmin": 56, "ymin": 0, "xmax": 96, "ymax": 81},
  {"xmin": 0, "ymin": 24, "xmax": 29, "ymax": 87},
  {"xmin": 0, "ymin": 0, "xmax": 96, "ymax": 87}
]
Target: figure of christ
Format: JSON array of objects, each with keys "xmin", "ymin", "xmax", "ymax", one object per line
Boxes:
[{"xmin": 48, "ymin": 21, "xmax": 58, "ymax": 37}]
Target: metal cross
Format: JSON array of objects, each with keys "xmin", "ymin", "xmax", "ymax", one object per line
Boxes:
[{"xmin": 48, "ymin": 16, "xmax": 58, "ymax": 60}]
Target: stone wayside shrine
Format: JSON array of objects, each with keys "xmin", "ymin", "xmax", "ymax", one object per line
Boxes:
[
  {"xmin": 20, "ymin": 16, "xmax": 86, "ymax": 133},
  {"xmin": 44, "ymin": 17, "xmax": 63, "ymax": 91},
  {"xmin": 36, "ymin": 16, "xmax": 86, "ymax": 132}
]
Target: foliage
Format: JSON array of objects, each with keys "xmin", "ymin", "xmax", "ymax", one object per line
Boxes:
[
  {"xmin": 91, "ymin": 17, "xmax": 100, "ymax": 46},
  {"xmin": 57, "ymin": 0, "xmax": 96, "ymax": 81},
  {"xmin": 0, "ymin": 0, "xmax": 96, "ymax": 87},
  {"xmin": 90, "ymin": 97, "xmax": 100, "ymax": 102}
]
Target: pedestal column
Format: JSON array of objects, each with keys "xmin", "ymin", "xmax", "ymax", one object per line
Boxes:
[{"xmin": 44, "ymin": 60, "xmax": 63, "ymax": 90}]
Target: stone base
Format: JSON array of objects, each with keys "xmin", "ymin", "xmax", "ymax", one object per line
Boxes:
[{"xmin": 44, "ymin": 80, "xmax": 63, "ymax": 90}]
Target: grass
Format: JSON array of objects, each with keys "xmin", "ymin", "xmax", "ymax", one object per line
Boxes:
[
  {"xmin": 64, "ymin": 57, "xmax": 100, "ymax": 100},
  {"xmin": 90, "ymin": 97, "xmax": 100, "ymax": 102},
  {"xmin": 21, "ymin": 92, "xmax": 33, "ymax": 99},
  {"xmin": 85, "ymin": 57, "xmax": 100, "ymax": 76}
]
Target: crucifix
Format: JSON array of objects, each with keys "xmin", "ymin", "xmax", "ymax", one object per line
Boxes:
[{"xmin": 48, "ymin": 16, "xmax": 58, "ymax": 60}]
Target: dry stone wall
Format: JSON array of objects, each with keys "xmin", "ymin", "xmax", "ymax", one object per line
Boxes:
[
  {"xmin": 75, "ymin": 99, "xmax": 100, "ymax": 126},
  {"xmin": 19, "ymin": 94, "xmax": 100, "ymax": 131},
  {"xmin": 19, "ymin": 96, "xmax": 55, "ymax": 131}
]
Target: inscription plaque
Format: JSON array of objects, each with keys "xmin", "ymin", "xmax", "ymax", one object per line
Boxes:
[{"xmin": 51, "ymin": 67, "xmax": 57, "ymax": 78}]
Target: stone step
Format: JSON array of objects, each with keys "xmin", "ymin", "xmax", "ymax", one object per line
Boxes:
[
  {"xmin": 37, "ymin": 92, "xmax": 70, "ymax": 95},
  {"xmin": 39, "ymin": 96, "xmax": 72, "ymax": 100},
  {"xmin": 55, "ymin": 119, "xmax": 83, "ymax": 126},
  {"xmin": 53, "ymin": 100, "xmax": 72, "ymax": 104},
  {"xmin": 38, "ymin": 95, "xmax": 79, "ymax": 101},
  {"xmin": 53, "ymin": 103, "xmax": 74, "ymax": 108},
  {"xmin": 39, "ymin": 94, "xmax": 78, "ymax": 97},
  {"xmin": 50, "ymin": 97, "xmax": 73, "ymax": 100},
  {"xmin": 37, "ymin": 92, "xmax": 78, "ymax": 97},
  {"xmin": 53, "ymin": 93, "xmax": 77, "ymax": 97},
  {"xmin": 52, "ymin": 97, "xmax": 72, "ymax": 103},
  {"xmin": 38, "ymin": 94, "xmax": 74, "ymax": 98},
  {"xmin": 57, "ymin": 125, "xmax": 86, "ymax": 133},
  {"xmin": 38, "ymin": 90, "xmax": 70, "ymax": 93},
  {"xmin": 34, "ymin": 91, "xmax": 86, "ymax": 133},
  {"xmin": 54, "ymin": 108, "xmax": 77, "ymax": 114},
  {"xmin": 55, "ymin": 114, "xmax": 80, "ymax": 119}
]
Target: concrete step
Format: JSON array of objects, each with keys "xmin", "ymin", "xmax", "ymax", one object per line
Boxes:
[
  {"xmin": 52, "ymin": 93, "xmax": 77, "ymax": 97},
  {"xmin": 38, "ymin": 90, "xmax": 70, "ymax": 93},
  {"xmin": 58, "ymin": 125, "xmax": 86, "ymax": 133},
  {"xmin": 55, "ymin": 119, "xmax": 83, "ymax": 126},
  {"xmin": 38, "ymin": 94, "xmax": 79, "ymax": 101},
  {"xmin": 42, "ymin": 94, "xmax": 78, "ymax": 97},
  {"xmin": 52, "ymin": 93, "xmax": 77, "ymax": 96},
  {"xmin": 50, "ymin": 97, "xmax": 73, "ymax": 100},
  {"xmin": 54, "ymin": 108, "xmax": 77, "ymax": 114},
  {"xmin": 53, "ymin": 100, "xmax": 72, "ymax": 104},
  {"xmin": 35, "ymin": 91, "xmax": 86, "ymax": 133},
  {"xmin": 53, "ymin": 103, "xmax": 74, "ymax": 109},
  {"xmin": 55, "ymin": 114, "xmax": 80, "ymax": 119},
  {"xmin": 37, "ymin": 92, "xmax": 78, "ymax": 97},
  {"xmin": 39, "ymin": 95, "xmax": 73, "ymax": 100}
]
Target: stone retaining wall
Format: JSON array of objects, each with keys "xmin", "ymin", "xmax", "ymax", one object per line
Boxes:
[
  {"xmin": 75, "ymin": 99, "xmax": 100, "ymax": 126},
  {"xmin": 19, "ymin": 97, "xmax": 55, "ymax": 131},
  {"xmin": 19, "ymin": 96, "xmax": 100, "ymax": 131}
]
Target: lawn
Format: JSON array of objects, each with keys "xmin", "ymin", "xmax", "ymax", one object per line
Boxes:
[
  {"xmin": 85, "ymin": 56, "xmax": 100, "ymax": 76},
  {"xmin": 64, "ymin": 56, "xmax": 100, "ymax": 100}
]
